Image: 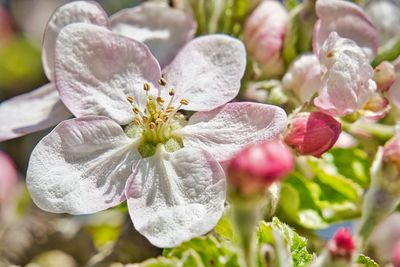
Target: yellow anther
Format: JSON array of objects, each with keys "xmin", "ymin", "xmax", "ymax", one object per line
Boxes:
[
  {"xmin": 180, "ymin": 99, "xmax": 189, "ymax": 105},
  {"xmin": 169, "ymin": 88, "xmax": 175, "ymax": 96},
  {"xmin": 143, "ymin": 116, "xmax": 149, "ymax": 123},
  {"xmin": 155, "ymin": 118, "xmax": 164, "ymax": 125},
  {"xmin": 326, "ymin": 51, "xmax": 334, "ymax": 58},
  {"xmin": 133, "ymin": 107, "xmax": 140, "ymax": 114},
  {"xmin": 158, "ymin": 78, "xmax": 167, "ymax": 86},
  {"xmin": 127, "ymin": 96, "xmax": 135, "ymax": 103},
  {"xmin": 143, "ymin": 83, "xmax": 150, "ymax": 91},
  {"xmin": 175, "ymin": 113, "xmax": 185, "ymax": 120},
  {"xmin": 149, "ymin": 122, "xmax": 156, "ymax": 129},
  {"xmin": 157, "ymin": 96, "xmax": 165, "ymax": 105},
  {"xmin": 133, "ymin": 117, "xmax": 142, "ymax": 125},
  {"xmin": 166, "ymin": 106, "xmax": 175, "ymax": 113}
]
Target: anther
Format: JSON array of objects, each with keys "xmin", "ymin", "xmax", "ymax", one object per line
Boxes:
[
  {"xmin": 127, "ymin": 96, "xmax": 135, "ymax": 103},
  {"xmin": 133, "ymin": 117, "xmax": 142, "ymax": 125},
  {"xmin": 155, "ymin": 118, "xmax": 164, "ymax": 125},
  {"xmin": 158, "ymin": 78, "xmax": 167, "ymax": 86},
  {"xmin": 142, "ymin": 116, "xmax": 149, "ymax": 123},
  {"xmin": 132, "ymin": 107, "xmax": 140, "ymax": 114},
  {"xmin": 149, "ymin": 122, "xmax": 156, "ymax": 129},
  {"xmin": 180, "ymin": 99, "xmax": 189, "ymax": 105},
  {"xmin": 157, "ymin": 96, "xmax": 165, "ymax": 105},
  {"xmin": 169, "ymin": 88, "xmax": 175, "ymax": 96},
  {"xmin": 166, "ymin": 106, "xmax": 175, "ymax": 113},
  {"xmin": 143, "ymin": 83, "xmax": 150, "ymax": 91},
  {"xmin": 326, "ymin": 51, "xmax": 334, "ymax": 58}
]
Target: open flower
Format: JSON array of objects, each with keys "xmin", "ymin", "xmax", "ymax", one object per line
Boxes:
[
  {"xmin": 314, "ymin": 32, "xmax": 377, "ymax": 117},
  {"xmin": 26, "ymin": 23, "xmax": 287, "ymax": 247},
  {"xmin": 0, "ymin": 1, "xmax": 196, "ymax": 142}
]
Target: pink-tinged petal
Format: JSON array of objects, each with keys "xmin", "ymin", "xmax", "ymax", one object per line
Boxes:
[
  {"xmin": 314, "ymin": 0, "xmax": 379, "ymax": 60},
  {"xmin": 0, "ymin": 151, "xmax": 18, "ymax": 204},
  {"xmin": 126, "ymin": 146, "xmax": 225, "ymax": 247},
  {"xmin": 0, "ymin": 83, "xmax": 71, "ymax": 142},
  {"xmin": 27, "ymin": 116, "xmax": 139, "ymax": 214},
  {"xmin": 282, "ymin": 54, "xmax": 322, "ymax": 103},
  {"xmin": 110, "ymin": 2, "xmax": 196, "ymax": 68},
  {"xmin": 173, "ymin": 102, "xmax": 287, "ymax": 162},
  {"xmin": 42, "ymin": 1, "xmax": 109, "ymax": 80},
  {"xmin": 314, "ymin": 32, "xmax": 376, "ymax": 116},
  {"xmin": 388, "ymin": 76, "xmax": 400, "ymax": 109},
  {"xmin": 55, "ymin": 23, "xmax": 161, "ymax": 125},
  {"xmin": 162, "ymin": 35, "xmax": 246, "ymax": 111}
]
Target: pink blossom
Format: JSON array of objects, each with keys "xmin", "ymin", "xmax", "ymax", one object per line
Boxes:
[
  {"xmin": 0, "ymin": 151, "xmax": 18, "ymax": 204},
  {"xmin": 26, "ymin": 23, "xmax": 288, "ymax": 247},
  {"xmin": 282, "ymin": 54, "xmax": 322, "ymax": 103},
  {"xmin": 244, "ymin": 0, "xmax": 288, "ymax": 77},
  {"xmin": 227, "ymin": 140, "xmax": 294, "ymax": 196},
  {"xmin": 328, "ymin": 227, "xmax": 355, "ymax": 261},
  {"xmin": 0, "ymin": 1, "xmax": 196, "ymax": 142},
  {"xmin": 313, "ymin": 0, "xmax": 379, "ymax": 60},
  {"xmin": 284, "ymin": 112, "xmax": 341, "ymax": 157},
  {"xmin": 314, "ymin": 32, "xmax": 377, "ymax": 117}
]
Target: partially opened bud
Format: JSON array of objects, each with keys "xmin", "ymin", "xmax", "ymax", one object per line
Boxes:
[
  {"xmin": 284, "ymin": 112, "xmax": 341, "ymax": 157},
  {"xmin": 384, "ymin": 135, "xmax": 400, "ymax": 170},
  {"xmin": 361, "ymin": 93, "xmax": 390, "ymax": 121},
  {"xmin": 328, "ymin": 228, "xmax": 356, "ymax": 261},
  {"xmin": 374, "ymin": 61, "xmax": 396, "ymax": 92},
  {"xmin": 227, "ymin": 140, "xmax": 294, "ymax": 196},
  {"xmin": 244, "ymin": 0, "xmax": 288, "ymax": 78}
]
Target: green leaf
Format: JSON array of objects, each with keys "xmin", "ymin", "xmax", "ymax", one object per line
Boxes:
[
  {"xmin": 214, "ymin": 211, "xmax": 234, "ymax": 240},
  {"xmin": 140, "ymin": 257, "xmax": 181, "ymax": 267},
  {"xmin": 356, "ymin": 254, "xmax": 380, "ymax": 267},
  {"xmin": 257, "ymin": 218, "xmax": 313, "ymax": 267},
  {"xmin": 284, "ymin": 0, "xmax": 300, "ymax": 10}
]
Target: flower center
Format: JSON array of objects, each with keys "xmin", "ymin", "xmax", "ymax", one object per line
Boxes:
[{"xmin": 124, "ymin": 77, "xmax": 188, "ymax": 157}]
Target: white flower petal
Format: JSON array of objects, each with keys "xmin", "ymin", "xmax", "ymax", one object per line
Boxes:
[
  {"xmin": 126, "ymin": 146, "xmax": 225, "ymax": 248},
  {"xmin": 27, "ymin": 116, "xmax": 139, "ymax": 214},
  {"xmin": 0, "ymin": 83, "xmax": 71, "ymax": 142},
  {"xmin": 162, "ymin": 35, "xmax": 246, "ymax": 111},
  {"xmin": 42, "ymin": 1, "xmax": 109, "ymax": 80},
  {"xmin": 110, "ymin": 2, "xmax": 196, "ymax": 68},
  {"xmin": 55, "ymin": 23, "xmax": 162, "ymax": 125},
  {"xmin": 174, "ymin": 102, "xmax": 287, "ymax": 162}
]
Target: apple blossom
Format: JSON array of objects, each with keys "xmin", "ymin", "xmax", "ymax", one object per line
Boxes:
[
  {"xmin": 244, "ymin": 0, "xmax": 288, "ymax": 78},
  {"xmin": 284, "ymin": 112, "xmax": 341, "ymax": 157},
  {"xmin": 227, "ymin": 140, "xmax": 294, "ymax": 196},
  {"xmin": 26, "ymin": 23, "xmax": 288, "ymax": 248},
  {"xmin": 314, "ymin": 32, "xmax": 377, "ymax": 117},
  {"xmin": 0, "ymin": 1, "xmax": 196, "ymax": 142},
  {"xmin": 282, "ymin": 54, "xmax": 321, "ymax": 103},
  {"xmin": 313, "ymin": 0, "xmax": 379, "ymax": 60}
]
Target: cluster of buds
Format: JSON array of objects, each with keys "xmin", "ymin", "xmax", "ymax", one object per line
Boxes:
[
  {"xmin": 284, "ymin": 112, "xmax": 341, "ymax": 157},
  {"xmin": 227, "ymin": 140, "xmax": 294, "ymax": 197}
]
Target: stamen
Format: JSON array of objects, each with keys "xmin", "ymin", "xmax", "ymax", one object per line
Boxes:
[
  {"xmin": 157, "ymin": 96, "xmax": 165, "ymax": 106},
  {"xmin": 158, "ymin": 77, "xmax": 167, "ymax": 86},
  {"xmin": 143, "ymin": 116, "xmax": 149, "ymax": 123},
  {"xmin": 133, "ymin": 117, "xmax": 142, "ymax": 125},
  {"xmin": 149, "ymin": 122, "xmax": 156, "ymax": 129},
  {"xmin": 133, "ymin": 107, "xmax": 140, "ymax": 114},
  {"xmin": 155, "ymin": 118, "xmax": 164, "ymax": 125},
  {"xmin": 143, "ymin": 83, "xmax": 150, "ymax": 91},
  {"xmin": 180, "ymin": 99, "xmax": 189, "ymax": 105},
  {"xmin": 169, "ymin": 88, "xmax": 175, "ymax": 96},
  {"xmin": 326, "ymin": 51, "xmax": 334, "ymax": 58},
  {"xmin": 165, "ymin": 106, "xmax": 175, "ymax": 113},
  {"xmin": 127, "ymin": 96, "xmax": 135, "ymax": 103}
]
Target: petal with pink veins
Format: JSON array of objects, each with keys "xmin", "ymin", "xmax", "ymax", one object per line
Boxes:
[
  {"xmin": 162, "ymin": 35, "xmax": 246, "ymax": 111},
  {"xmin": 55, "ymin": 23, "xmax": 161, "ymax": 125},
  {"xmin": 111, "ymin": 2, "xmax": 196, "ymax": 68},
  {"xmin": 0, "ymin": 83, "xmax": 71, "ymax": 142},
  {"xmin": 27, "ymin": 116, "xmax": 139, "ymax": 214},
  {"xmin": 313, "ymin": 0, "xmax": 379, "ymax": 60},
  {"xmin": 173, "ymin": 102, "xmax": 287, "ymax": 163},
  {"xmin": 126, "ymin": 146, "xmax": 225, "ymax": 248},
  {"xmin": 42, "ymin": 1, "xmax": 109, "ymax": 80}
]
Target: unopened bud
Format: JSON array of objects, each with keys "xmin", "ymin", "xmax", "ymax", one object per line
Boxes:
[
  {"xmin": 243, "ymin": 0, "xmax": 288, "ymax": 78},
  {"xmin": 227, "ymin": 140, "xmax": 294, "ymax": 196},
  {"xmin": 328, "ymin": 228, "xmax": 355, "ymax": 261},
  {"xmin": 384, "ymin": 135, "xmax": 400, "ymax": 170},
  {"xmin": 284, "ymin": 112, "xmax": 341, "ymax": 157},
  {"xmin": 374, "ymin": 61, "xmax": 396, "ymax": 92},
  {"xmin": 0, "ymin": 151, "xmax": 18, "ymax": 204}
]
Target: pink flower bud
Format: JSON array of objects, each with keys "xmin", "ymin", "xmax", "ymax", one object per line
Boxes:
[
  {"xmin": 0, "ymin": 151, "xmax": 18, "ymax": 204},
  {"xmin": 328, "ymin": 228, "xmax": 356, "ymax": 261},
  {"xmin": 374, "ymin": 61, "xmax": 396, "ymax": 92},
  {"xmin": 392, "ymin": 240, "xmax": 400, "ymax": 267},
  {"xmin": 384, "ymin": 135, "xmax": 400, "ymax": 170},
  {"xmin": 244, "ymin": 0, "xmax": 288, "ymax": 78},
  {"xmin": 227, "ymin": 140, "xmax": 294, "ymax": 196},
  {"xmin": 284, "ymin": 112, "xmax": 341, "ymax": 157},
  {"xmin": 282, "ymin": 54, "xmax": 322, "ymax": 103}
]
